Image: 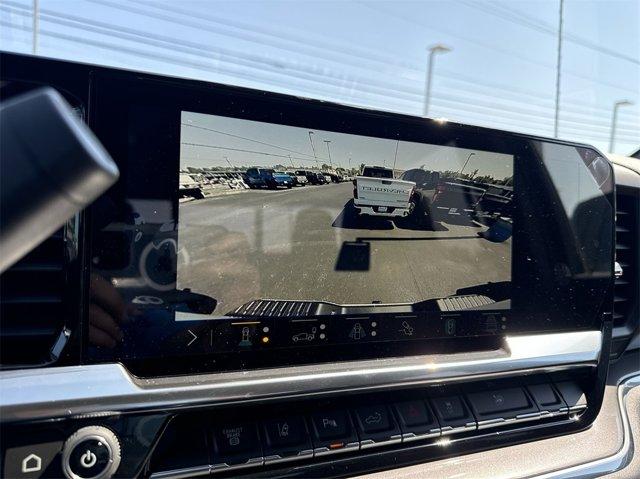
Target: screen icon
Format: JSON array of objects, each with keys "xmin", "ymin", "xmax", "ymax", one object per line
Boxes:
[
  {"xmin": 349, "ymin": 323, "xmax": 366, "ymax": 340},
  {"xmin": 238, "ymin": 326, "xmax": 252, "ymax": 347},
  {"xmin": 292, "ymin": 327, "xmax": 317, "ymax": 343},
  {"xmin": 445, "ymin": 317, "xmax": 456, "ymax": 336},
  {"xmin": 399, "ymin": 321, "xmax": 415, "ymax": 336}
]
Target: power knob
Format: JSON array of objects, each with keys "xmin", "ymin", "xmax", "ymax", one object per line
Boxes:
[{"xmin": 61, "ymin": 426, "xmax": 121, "ymax": 479}]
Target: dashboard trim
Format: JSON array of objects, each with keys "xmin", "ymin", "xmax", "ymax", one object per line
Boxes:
[
  {"xmin": 533, "ymin": 371, "xmax": 639, "ymax": 479},
  {"xmin": 0, "ymin": 331, "xmax": 601, "ymax": 423},
  {"xmin": 150, "ymin": 466, "xmax": 209, "ymax": 479}
]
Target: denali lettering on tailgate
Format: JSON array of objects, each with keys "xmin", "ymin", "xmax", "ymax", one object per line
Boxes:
[{"xmin": 362, "ymin": 186, "xmax": 407, "ymax": 194}]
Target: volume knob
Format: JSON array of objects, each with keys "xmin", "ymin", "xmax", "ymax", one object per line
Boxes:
[{"xmin": 61, "ymin": 426, "xmax": 121, "ymax": 479}]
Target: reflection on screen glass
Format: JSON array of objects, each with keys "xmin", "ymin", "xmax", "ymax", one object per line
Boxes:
[{"xmin": 177, "ymin": 111, "xmax": 514, "ymax": 317}]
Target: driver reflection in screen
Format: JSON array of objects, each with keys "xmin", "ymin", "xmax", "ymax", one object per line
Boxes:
[{"xmin": 88, "ymin": 273, "xmax": 127, "ymax": 348}]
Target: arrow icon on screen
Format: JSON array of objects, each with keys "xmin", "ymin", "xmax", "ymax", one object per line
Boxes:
[{"xmin": 187, "ymin": 329, "xmax": 198, "ymax": 346}]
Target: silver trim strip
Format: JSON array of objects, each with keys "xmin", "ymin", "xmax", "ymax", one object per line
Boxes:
[
  {"xmin": 401, "ymin": 429, "xmax": 441, "ymax": 442},
  {"xmin": 440, "ymin": 424, "xmax": 477, "ymax": 435},
  {"xmin": 149, "ymin": 466, "xmax": 209, "ymax": 479},
  {"xmin": 360, "ymin": 436, "xmax": 403, "ymax": 450},
  {"xmin": 263, "ymin": 449, "xmax": 313, "ymax": 465},
  {"xmin": 533, "ymin": 372, "xmax": 640, "ymax": 478},
  {"xmin": 0, "ymin": 331, "xmax": 601, "ymax": 423}
]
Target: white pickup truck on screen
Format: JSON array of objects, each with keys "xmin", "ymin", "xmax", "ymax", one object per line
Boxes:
[{"xmin": 353, "ymin": 166, "xmax": 416, "ymax": 218}]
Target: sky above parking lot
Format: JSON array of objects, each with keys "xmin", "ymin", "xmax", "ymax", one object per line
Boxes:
[
  {"xmin": 181, "ymin": 110, "xmax": 514, "ymax": 181},
  {"xmin": 2, "ymin": 0, "xmax": 638, "ymax": 154}
]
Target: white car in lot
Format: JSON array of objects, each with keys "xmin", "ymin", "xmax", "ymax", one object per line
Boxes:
[
  {"xmin": 286, "ymin": 171, "xmax": 309, "ymax": 186},
  {"xmin": 353, "ymin": 166, "xmax": 415, "ymax": 218}
]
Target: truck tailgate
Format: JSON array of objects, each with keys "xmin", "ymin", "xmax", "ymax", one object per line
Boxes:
[{"xmin": 354, "ymin": 177, "xmax": 415, "ymax": 207}]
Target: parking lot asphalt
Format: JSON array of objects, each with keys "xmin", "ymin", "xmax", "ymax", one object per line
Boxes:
[{"xmin": 177, "ymin": 182, "xmax": 511, "ymax": 313}]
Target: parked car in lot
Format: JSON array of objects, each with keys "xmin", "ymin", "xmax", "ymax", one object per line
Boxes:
[
  {"xmin": 246, "ymin": 168, "xmax": 293, "ymax": 189},
  {"xmin": 475, "ymin": 184, "xmax": 514, "ymax": 219},
  {"xmin": 309, "ymin": 171, "xmax": 328, "ymax": 184},
  {"xmin": 325, "ymin": 172, "xmax": 344, "ymax": 183},
  {"xmin": 430, "ymin": 179, "xmax": 486, "ymax": 218},
  {"xmin": 353, "ymin": 166, "xmax": 415, "ymax": 218},
  {"xmin": 399, "ymin": 168, "xmax": 439, "ymax": 222},
  {"xmin": 285, "ymin": 171, "xmax": 308, "ymax": 186},
  {"xmin": 401, "ymin": 168, "xmax": 509, "ymax": 222},
  {"xmin": 179, "ymin": 172, "xmax": 204, "ymax": 199},
  {"xmin": 315, "ymin": 172, "xmax": 328, "ymax": 184},
  {"xmin": 295, "ymin": 170, "xmax": 324, "ymax": 185}
]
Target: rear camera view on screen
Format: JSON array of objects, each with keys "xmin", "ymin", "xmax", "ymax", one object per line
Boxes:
[{"xmin": 177, "ymin": 111, "xmax": 514, "ymax": 316}]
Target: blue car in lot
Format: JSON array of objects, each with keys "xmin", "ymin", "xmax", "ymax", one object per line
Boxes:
[{"xmin": 245, "ymin": 168, "xmax": 293, "ymax": 189}]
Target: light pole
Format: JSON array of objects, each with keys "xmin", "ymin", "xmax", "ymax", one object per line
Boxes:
[
  {"xmin": 323, "ymin": 140, "xmax": 333, "ymax": 169},
  {"xmin": 459, "ymin": 152, "xmax": 476, "ymax": 176},
  {"xmin": 308, "ymin": 131, "xmax": 318, "ymax": 168},
  {"xmin": 32, "ymin": 0, "xmax": 39, "ymax": 55},
  {"xmin": 423, "ymin": 44, "xmax": 452, "ymax": 118},
  {"xmin": 393, "ymin": 139, "xmax": 400, "ymax": 171},
  {"xmin": 609, "ymin": 100, "xmax": 633, "ymax": 153},
  {"xmin": 553, "ymin": 0, "xmax": 564, "ymax": 138},
  {"xmin": 288, "ymin": 154, "xmax": 295, "ymax": 168}
]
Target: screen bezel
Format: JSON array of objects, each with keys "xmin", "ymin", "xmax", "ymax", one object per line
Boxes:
[{"xmin": 86, "ymin": 70, "xmax": 614, "ymax": 376}]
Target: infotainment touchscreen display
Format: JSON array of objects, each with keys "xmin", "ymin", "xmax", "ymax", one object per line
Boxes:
[
  {"xmin": 178, "ymin": 110, "xmax": 513, "ymax": 314},
  {"xmin": 87, "ymin": 73, "xmax": 614, "ymax": 374}
]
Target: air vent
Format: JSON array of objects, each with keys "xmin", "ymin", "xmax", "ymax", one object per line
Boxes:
[
  {"xmin": 0, "ymin": 229, "xmax": 69, "ymax": 366},
  {"xmin": 612, "ymin": 186, "xmax": 639, "ymax": 356}
]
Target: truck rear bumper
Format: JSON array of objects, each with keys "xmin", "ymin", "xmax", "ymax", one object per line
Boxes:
[{"xmin": 354, "ymin": 203, "xmax": 411, "ymax": 217}]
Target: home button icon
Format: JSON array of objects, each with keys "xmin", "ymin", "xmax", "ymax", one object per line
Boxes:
[
  {"xmin": 3, "ymin": 442, "xmax": 62, "ymax": 478},
  {"xmin": 21, "ymin": 454, "xmax": 42, "ymax": 473}
]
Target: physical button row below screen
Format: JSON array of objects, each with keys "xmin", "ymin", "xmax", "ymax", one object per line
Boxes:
[{"xmin": 164, "ymin": 381, "xmax": 586, "ymax": 476}]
